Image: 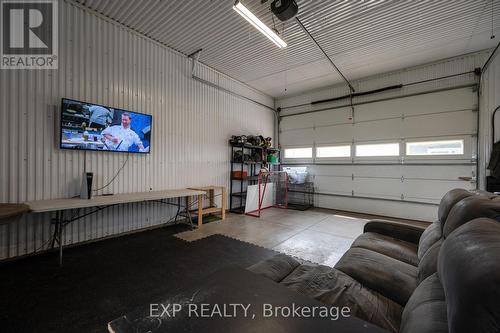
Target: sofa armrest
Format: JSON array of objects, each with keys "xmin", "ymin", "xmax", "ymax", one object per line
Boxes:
[
  {"xmin": 363, "ymin": 220, "xmax": 426, "ymax": 244},
  {"xmin": 247, "ymin": 254, "xmax": 301, "ymax": 283}
]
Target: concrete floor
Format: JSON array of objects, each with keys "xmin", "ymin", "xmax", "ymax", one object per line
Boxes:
[{"xmin": 175, "ymin": 208, "xmax": 420, "ymax": 267}]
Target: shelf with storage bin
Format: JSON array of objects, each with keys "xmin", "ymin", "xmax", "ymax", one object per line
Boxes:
[
  {"xmin": 229, "ymin": 141, "xmax": 281, "ymax": 214},
  {"xmin": 229, "ymin": 143, "xmax": 265, "ymax": 214},
  {"xmin": 231, "ymin": 161, "xmax": 265, "ymax": 165},
  {"xmin": 231, "ymin": 143, "xmax": 265, "ymax": 150},
  {"xmin": 231, "ymin": 175, "xmax": 259, "ymax": 181}
]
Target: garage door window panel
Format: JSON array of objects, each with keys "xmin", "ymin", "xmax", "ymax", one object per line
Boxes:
[
  {"xmin": 284, "ymin": 147, "xmax": 313, "ymax": 159},
  {"xmin": 355, "ymin": 143, "xmax": 400, "ymax": 157},
  {"xmin": 316, "ymin": 145, "xmax": 351, "ymax": 158}
]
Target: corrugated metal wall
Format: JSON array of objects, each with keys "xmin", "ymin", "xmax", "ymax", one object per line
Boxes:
[
  {"xmin": 276, "ymin": 51, "xmax": 489, "ymax": 221},
  {"xmin": 0, "ymin": 0, "xmax": 274, "ymax": 260},
  {"xmin": 479, "ymin": 49, "xmax": 500, "ymax": 190}
]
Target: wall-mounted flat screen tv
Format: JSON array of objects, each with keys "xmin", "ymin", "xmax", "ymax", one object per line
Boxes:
[{"xmin": 60, "ymin": 98, "xmax": 152, "ymax": 153}]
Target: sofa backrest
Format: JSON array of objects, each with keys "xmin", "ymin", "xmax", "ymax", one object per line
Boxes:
[
  {"xmin": 438, "ymin": 218, "xmax": 500, "ymax": 333},
  {"xmin": 402, "ymin": 218, "xmax": 500, "ymax": 333},
  {"xmin": 417, "ymin": 192, "xmax": 500, "ymax": 283},
  {"xmin": 443, "ymin": 196, "xmax": 500, "ymax": 237},
  {"xmin": 418, "ymin": 189, "xmax": 474, "ymax": 260},
  {"xmin": 436, "ymin": 188, "xmax": 474, "ymax": 225}
]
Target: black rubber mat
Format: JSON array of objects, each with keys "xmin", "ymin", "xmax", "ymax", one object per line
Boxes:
[{"xmin": 0, "ymin": 225, "xmax": 278, "ymax": 333}]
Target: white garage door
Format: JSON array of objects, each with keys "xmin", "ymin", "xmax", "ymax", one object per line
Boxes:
[{"xmin": 280, "ymin": 87, "xmax": 478, "ymax": 222}]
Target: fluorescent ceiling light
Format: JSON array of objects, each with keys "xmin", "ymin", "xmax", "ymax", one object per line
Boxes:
[{"xmin": 233, "ymin": 1, "xmax": 287, "ymax": 48}]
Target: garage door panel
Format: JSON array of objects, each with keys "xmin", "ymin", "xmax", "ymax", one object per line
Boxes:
[
  {"xmin": 403, "ymin": 165, "xmax": 474, "ymax": 179},
  {"xmin": 281, "ymin": 108, "xmax": 352, "ymax": 131},
  {"xmin": 280, "ymin": 129, "xmax": 314, "ymax": 146},
  {"xmin": 353, "ymin": 178, "xmax": 403, "ymax": 198},
  {"xmin": 280, "ymin": 116, "xmax": 314, "ymax": 131},
  {"xmin": 350, "ymin": 165, "xmax": 403, "ymax": 178},
  {"xmin": 316, "ymin": 195, "xmax": 437, "ymax": 222},
  {"xmin": 404, "ymin": 179, "xmax": 475, "ymax": 203},
  {"xmin": 354, "ymin": 118, "xmax": 403, "ymax": 141},
  {"xmin": 311, "ymin": 165, "xmax": 354, "ymax": 177},
  {"xmin": 402, "ymin": 110, "xmax": 475, "ymax": 138},
  {"xmin": 312, "ymin": 108, "xmax": 351, "ymax": 126},
  {"xmin": 315, "ymin": 176, "xmax": 352, "ymax": 195},
  {"xmin": 279, "ymin": 87, "xmax": 477, "ymax": 221},
  {"xmin": 353, "ymin": 166, "xmax": 404, "ymax": 178},
  {"xmin": 354, "ymin": 87, "xmax": 475, "ymax": 122},
  {"xmin": 314, "ymin": 125, "xmax": 353, "ymax": 144}
]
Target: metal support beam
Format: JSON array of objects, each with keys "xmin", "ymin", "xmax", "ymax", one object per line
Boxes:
[
  {"xmin": 188, "ymin": 48, "xmax": 277, "ymax": 114},
  {"xmin": 280, "ymin": 83, "xmax": 477, "ymax": 118},
  {"xmin": 192, "ymin": 74, "xmax": 277, "ymax": 113},
  {"xmin": 295, "ymin": 17, "xmax": 355, "ymax": 93},
  {"xmin": 188, "ymin": 48, "xmax": 203, "ymax": 76}
]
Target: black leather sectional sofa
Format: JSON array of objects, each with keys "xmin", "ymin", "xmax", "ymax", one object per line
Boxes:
[{"xmin": 248, "ymin": 189, "xmax": 500, "ymax": 332}]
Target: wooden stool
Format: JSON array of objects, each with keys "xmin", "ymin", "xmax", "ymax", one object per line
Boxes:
[{"xmin": 187, "ymin": 186, "xmax": 226, "ymax": 226}]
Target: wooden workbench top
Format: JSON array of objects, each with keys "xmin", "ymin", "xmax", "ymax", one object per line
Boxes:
[
  {"xmin": 188, "ymin": 185, "xmax": 225, "ymax": 191},
  {"xmin": 0, "ymin": 204, "xmax": 30, "ymax": 220},
  {"xmin": 24, "ymin": 189, "xmax": 206, "ymax": 213}
]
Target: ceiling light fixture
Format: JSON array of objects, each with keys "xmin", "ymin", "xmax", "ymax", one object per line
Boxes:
[{"xmin": 233, "ymin": 0, "xmax": 287, "ymax": 48}]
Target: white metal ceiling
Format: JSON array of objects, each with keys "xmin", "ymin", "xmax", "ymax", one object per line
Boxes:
[{"xmin": 75, "ymin": 0, "xmax": 500, "ymax": 97}]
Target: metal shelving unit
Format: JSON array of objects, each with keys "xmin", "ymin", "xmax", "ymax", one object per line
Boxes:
[
  {"xmin": 229, "ymin": 143, "xmax": 263, "ymax": 213},
  {"xmin": 229, "ymin": 143, "xmax": 281, "ymax": 214}
]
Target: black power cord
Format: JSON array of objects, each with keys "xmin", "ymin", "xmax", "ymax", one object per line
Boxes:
[{"xmin": 93, "ymin": 153, "xmax": 130, "ymax": 193}]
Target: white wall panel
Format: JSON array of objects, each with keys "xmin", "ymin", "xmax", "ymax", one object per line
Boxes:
[{"xmin": 0, "ymin": 1, "xmax": 274, "ymax": 260}]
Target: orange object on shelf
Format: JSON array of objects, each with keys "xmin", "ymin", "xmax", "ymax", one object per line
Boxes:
[{"xmin": 232, "ymin": 171, "xmax": 248, "ymax": 179}]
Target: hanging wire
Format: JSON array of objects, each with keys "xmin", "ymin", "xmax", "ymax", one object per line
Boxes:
[
  {"xmin": 492, "ymin": 0, "xmax": 496, "ymax": 39},
  {"xmin": 283, "ymin": 21, "xmax": 288, "ymax": 94},
  {"xmin": 349, "ymin": 92, "xmax": 354, "ymax": 122},
  {"xmin": 93, "ymin": 153, "xmax": 130, "ymax": 192}
]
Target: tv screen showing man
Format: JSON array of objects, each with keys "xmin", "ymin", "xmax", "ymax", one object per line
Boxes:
[{"xmin": 60, "ymin": 98, "xmax": 152, "ymax": 153}]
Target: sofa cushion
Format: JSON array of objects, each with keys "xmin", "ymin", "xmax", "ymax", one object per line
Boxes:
[
  {"xmin": 351, "ymin": 232, "xmax": 418, "ymax": 266},
  {"xmin": 335, "ymin": 248, "xmax": 418, "ymax": 306},
  {"xmin": 417, "ymin": 239, "xmax": 443, "ymax": 283},
  {"xmin": 400, "ymin": 273, "xmax": 448, "ymax": 333},
  {"xmin": 417, "ymin": 221, "xmax": 442, "ymax": 260},
  {"xmin": 247, "ymin": 253, "xmax": 301, "ymax": 282},
  {"xmin": 281, "ymin": 264, "xmax": 403, "ymax": 333},
  {"xmin": 414, "ymin": 189, "xmax": 472, "ymax": 259},
  {"xmin": 362, "ymin": 220, "xmax": 424, "ymax": 244},
  {"xmin": 437, "ymin": 188, "xmax": 473, "ymax": 225},
  {"xmin": 438, "ymin": 218, "xmax": 500, "ymax": 333}
]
